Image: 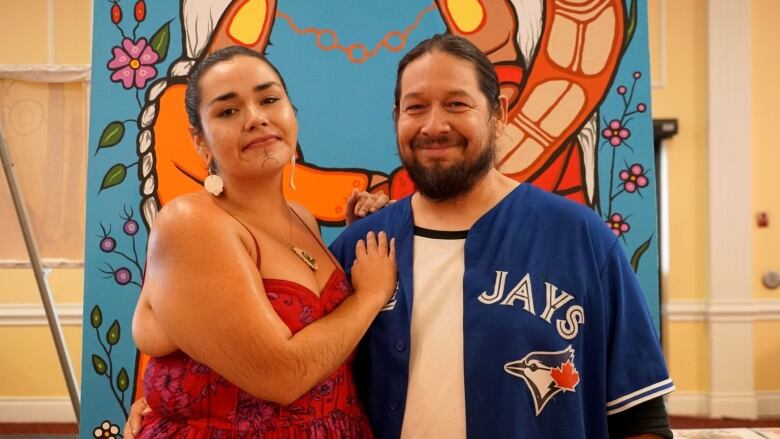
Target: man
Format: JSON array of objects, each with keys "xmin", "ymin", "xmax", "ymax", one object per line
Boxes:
[{"xmin": 329, "ymin": 34, "xmax": 674, "ymax": 438}]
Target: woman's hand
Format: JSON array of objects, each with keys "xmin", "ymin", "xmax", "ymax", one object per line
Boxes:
[
  {"xmin": 345, "ymin": 190, "xmax": 392, "ymax": 225},
  {"xmin": 351, "ymin": 231, "xmax": 397, "ymax": 308},
  {"xmin": 123, "ymin": 397, "xmax": 151, "ymax": 439}
]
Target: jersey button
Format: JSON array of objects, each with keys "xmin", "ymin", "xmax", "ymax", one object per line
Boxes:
[
  {"xmin": 394, "ymin": 340, "xmax": 406, "ymax": 351},
  {"xmin": 389, "ymin": 400, "xmax": 399, "ymax": 411}
]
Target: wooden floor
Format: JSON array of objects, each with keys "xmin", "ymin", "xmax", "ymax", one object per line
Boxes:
[{"xmin": 1, "ymin": 418, "xmax": 780, "ymax": 435}]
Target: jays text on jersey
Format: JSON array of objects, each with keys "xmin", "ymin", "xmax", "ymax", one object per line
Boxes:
[{"xmin": 330, "ymin": 184, "xmax": 674, "ymax": 438}]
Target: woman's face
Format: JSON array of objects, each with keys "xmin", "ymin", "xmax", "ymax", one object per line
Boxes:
[{"xmin": 192, "ymin": 55, "xmax": 298, "ymax": 181}]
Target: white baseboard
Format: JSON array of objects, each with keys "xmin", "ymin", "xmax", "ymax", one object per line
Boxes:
[
  {"xmin": 667, "ymin": 391, "xmax": 780, "ymax": 418},
  {"xmin": 758, "ymin": 391, "xmax": 780, "ymax": 418},
  {"xmin": 710, "ymin": 391, "xmax": 759, "ymax": 419},
  {"xmin": 666, "ymin": 391, "xmax": 710, "ymax": 416},
  {"xmin": 0, "ymin": 397, "xmax": 76, "ymax": 422}
]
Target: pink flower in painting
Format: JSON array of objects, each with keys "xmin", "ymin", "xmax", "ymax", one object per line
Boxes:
[
  {"xmin": 619, "ymin": 164, "xmax": 649, "ymax": 193},
  {"xmin": 602, "ymin": 119, "xmax": 631, "ymax": 147},
  {"xmin": 606, "ymin": 213, "xmax": 631, "ymax": 237},
  {"xmin": 107, "ymin": 37, "xmax": 159, "ymax": 89}
]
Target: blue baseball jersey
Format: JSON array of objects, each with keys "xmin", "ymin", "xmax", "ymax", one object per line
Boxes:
[{"xmin": 330, "ymin": 184, "xmax": 674, "ymax": 438}]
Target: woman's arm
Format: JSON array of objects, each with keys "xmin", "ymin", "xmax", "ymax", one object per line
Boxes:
[{"xmin": 133, "ymin": 198, "xmax": 396, "ymax": 405}]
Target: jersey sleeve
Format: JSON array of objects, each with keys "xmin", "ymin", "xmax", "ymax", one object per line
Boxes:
[{"xmin": 601, "ymin": 239, "xmax": 675, "ymax": 414}]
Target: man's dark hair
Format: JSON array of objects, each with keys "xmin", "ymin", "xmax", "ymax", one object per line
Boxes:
[
  {"xmin": 184, "ymin": 45, "xmax": 290, "ymax": 132},
  {"xmin": 393, "ymin": 33, "xmax": 501, "ymax": 119}
]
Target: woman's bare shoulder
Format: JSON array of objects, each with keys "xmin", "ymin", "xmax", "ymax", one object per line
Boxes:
[
  {"xmin": 150, "ymin": 192, "xmax": 236, "ymax": 246},
  {"xmin": 155, "ymin": 193, "xmax": 226, "ymax": 226}
]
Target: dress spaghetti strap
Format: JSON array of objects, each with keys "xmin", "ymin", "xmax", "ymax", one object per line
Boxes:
[
  {"xmin": 217, "ymin": 208, "xmax": 262, "ymax": 269},
  {"xmin": 289, "ymin": 207, "xmax": 340, "ymax": 268}
]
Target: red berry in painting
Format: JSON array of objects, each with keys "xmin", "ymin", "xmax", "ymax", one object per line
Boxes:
[
  {"xmin": 111, "ymin": 3, "xmax": 122, "ymax": 24},
  {"xmin": 134, "ymin": 0, "xmax": 146, "ymax": 22}
]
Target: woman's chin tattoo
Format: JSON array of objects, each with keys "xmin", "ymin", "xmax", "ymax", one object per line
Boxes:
[{"xmin": 261, "ymin": 147, "xmax": 281, "ymax": 168}]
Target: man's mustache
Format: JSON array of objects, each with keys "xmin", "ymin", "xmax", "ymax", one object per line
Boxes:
[{"xmin": 410, "ymin": 133, "xmax": 467, "ymax": 149}]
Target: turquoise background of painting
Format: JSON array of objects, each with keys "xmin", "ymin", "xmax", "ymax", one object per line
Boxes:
[{"xmin": 80, "ymin": 1, "xmax": 658, "ymax": 435}]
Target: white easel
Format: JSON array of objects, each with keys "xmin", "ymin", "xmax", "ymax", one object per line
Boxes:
[{"xmin": 0, "ymin": 125, "xmax": 81, "ymax": 420}]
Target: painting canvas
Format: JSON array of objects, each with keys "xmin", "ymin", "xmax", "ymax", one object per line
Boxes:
[{"xmin": 80, "ymin": 0, "xmax": 660, "ymax": 434}]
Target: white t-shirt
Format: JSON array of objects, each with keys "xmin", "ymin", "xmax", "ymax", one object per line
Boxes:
[{"xmin": 401, "ymin": 227, "xmax": 468, "ymax": 439}]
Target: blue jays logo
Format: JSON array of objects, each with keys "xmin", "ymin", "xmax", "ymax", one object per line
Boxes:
[{"xmin": 504, "ymin": 345, "xmax": 580, "ymax": 415}]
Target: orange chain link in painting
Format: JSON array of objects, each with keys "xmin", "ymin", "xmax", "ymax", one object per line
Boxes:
[{"xmin": 275, "ymin": 2, "xmax": 438, "ymax": 64}]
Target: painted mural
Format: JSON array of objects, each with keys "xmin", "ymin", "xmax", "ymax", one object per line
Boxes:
[{"xmin": 80, "ymin": 0, "xmax": 659, "ymax": 435}]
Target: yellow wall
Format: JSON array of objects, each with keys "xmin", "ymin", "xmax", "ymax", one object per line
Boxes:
[
  {"xmin": 751, "ymin": 0, "xmax": 780, "ymax": 300},
  {"xmin": 751, "ymin": 0, "xmax": 780, "ymax": 393},
  {"xmin": 649, "ymin": 0, "xmax": 710, "ymax": 394},
  {"xmin": 1, "ymin": 0, "xmax": 778, "ymax": 418},
  {"xmin": 0, "ymin": 0, "xmax": 91, "ymax": 410},
  {"xmin": 650, "ymin": 0, "xmax": 780, "ymax": 397},
  {"xmin": 0, "ymin": 0, "xmax": 92, "ymax": 64},
  {"xmin": 0, "ymin": 269, "xmax": 84, "ymax": 397},
  {"xmin": 649, "ymin": 0, "xmax": 710, "ymax": 303}
]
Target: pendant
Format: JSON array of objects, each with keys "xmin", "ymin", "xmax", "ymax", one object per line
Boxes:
[{"xmin": 292, "ymin": 245, "xmax": 319, "ymax": 271}]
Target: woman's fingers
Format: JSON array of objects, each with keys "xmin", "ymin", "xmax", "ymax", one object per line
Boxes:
[
  {"xmin": 376, "ymin": 231, "xmax": 389, "ymax": 256},
  {"xmin": 354, "ymin": 231, "xmax": 395, "ymax": 261},
  {"xmin": 354, "ymin": 238, "xmax": 367, "ymax": 259},
  {"xmin": 365, "ymin": 231, "xmax": 378, "ymax": 254},
  {"xmin": 124, "ymin": 397, "xmax": 149, "ymax": 438}
]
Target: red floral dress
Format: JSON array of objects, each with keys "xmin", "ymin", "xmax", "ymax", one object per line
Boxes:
[{"xmin": 138, "ymin": 269, "xmax": 373, "ymax": 438}]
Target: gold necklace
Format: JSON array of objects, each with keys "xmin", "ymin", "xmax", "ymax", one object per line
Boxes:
[{"xmin": 248, "ymin": 206, "xmax": 319, "ymax": 271}]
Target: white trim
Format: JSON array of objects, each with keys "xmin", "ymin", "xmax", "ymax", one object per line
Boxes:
[
  {"xmin": 708, "ymin": 0, "xmax": 753, "ymax": 420},
  {"xmin": 0, "ymin": 64, "xmax": 91, "ymax": 82},
  {"xmin": 664, "ymin": 299, "xmax": 780, "ymax": 322},
  {"xmin": 0, "ymin": 397, "xmax": 76, "ymax": 422},
  {"xmin": 757, "ymin": 391, "xmax": 780, "ymax": 418},
  {"xmin": 607, "ymin": 378, "xmax": 674, "ymax": 407},
  {"xmin": 666, "ymin": 391, "xmax": 710, "ymax": 417},
  {"xmin": 667, "ymin": 391, "xmax": 780, "ymax": 418},
  {"xmin": 0, "ymin": 259, "xmax": 84, "ymax": 268},
  {"xmin": 607, "ymin": 384, "xmax": 676, "ymax": 415},
  {"xmin": 710, "ymin": 390, "xmax": 759, "ymax": 420},
  {"xmin": 0, "ymin": 303, "xmax": 83, "ymax": 326}
]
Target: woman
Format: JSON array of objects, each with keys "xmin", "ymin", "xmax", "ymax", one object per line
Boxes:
[{"xmin": 129, "ymin": 46, "xmax": 396, "ymax": 437}]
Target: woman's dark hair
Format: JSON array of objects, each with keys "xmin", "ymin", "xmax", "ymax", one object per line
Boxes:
[
  {"xmin": 393, "ymin": 33, "xmax": 501, "ymax": 119},
  {"xmin": 184, "ymin": 46, "xmax": 290, "ymax": 132}
]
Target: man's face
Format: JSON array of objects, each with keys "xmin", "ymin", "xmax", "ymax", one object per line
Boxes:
[{"xmin": 395, "ymin": 50, "xmax": 500, "ymax": 201}]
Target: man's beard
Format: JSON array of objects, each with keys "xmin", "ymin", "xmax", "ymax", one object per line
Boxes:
[{"xmin": 401, "ymin": 133, "xmax": 496, "ymax": 202}]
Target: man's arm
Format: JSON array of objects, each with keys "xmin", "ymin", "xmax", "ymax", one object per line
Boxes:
[{"xmin": 608, "ymin": 396, "xmax": 672, "ymax": 438}]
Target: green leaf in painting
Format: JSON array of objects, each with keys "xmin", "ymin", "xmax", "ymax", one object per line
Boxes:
[
  {"xmin": 97, "ymin": 121, "xmax": 125, "ymax": 151},
  {"xmin": 90, "ymin": 305, "xmax": 102, "ymax": 328},
  {"xmin": 117, "ymin": 368, "xmax": 129, "ymax": 391},
  {"xmin": 100, "ymin": 164, "xmax": 127, "ymax": 191},
  {"xmin": 630, "ymin": 235, "xmax": 653, "ymax": 273},
  {"xmin": 92, "ymin": 354, "xmax": 107, "ymax": 375},
  {"xmin": 623, "ymin": 0, "xmax": 638, "ymax": 52},
  {"xmin": 106, "ymin": 320, "xmax": 121, "ymax": 345},
  {"xmin": 149, "ymin": 21, "xmax": 172, "ymax": 62}
]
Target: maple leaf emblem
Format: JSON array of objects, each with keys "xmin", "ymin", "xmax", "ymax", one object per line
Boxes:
[{"xmin": 550, "ymin": 360, "xmax": 580, "ymax": 391}]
